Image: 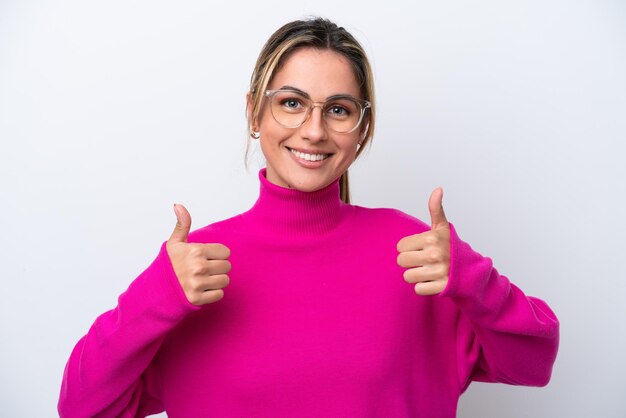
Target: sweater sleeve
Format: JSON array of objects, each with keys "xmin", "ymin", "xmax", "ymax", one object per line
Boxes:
[
  {"xmin": 58, "ymin": 242, "xmax": 201, "ymax": 418},
  {"xmin": 439, "ymin": 223, "xmax": 559, "ymax": 393}
]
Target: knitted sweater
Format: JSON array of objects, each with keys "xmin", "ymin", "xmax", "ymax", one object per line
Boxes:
[{"xmin": 58, "ymin": 168, "xmax": 559, "ymax": 418}]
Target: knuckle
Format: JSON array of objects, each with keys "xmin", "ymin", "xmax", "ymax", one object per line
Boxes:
[
  {"xmin": 414, "ymin": 283, "xmax": 426, "ymax": 295},
  {"xmin": 206, "ymin": 260, "xmax": 226, "ymax": 274},
  {"xmin": 425, "ymin": 234, "xmax": 438, "ymax": 246},
  {"xmin": 207, "ymin": 274, "xmax": 226, "ymax": 289},
  {"xmin": 190, "ymin": 263, "xmax": 206, "ymax": 276},
  {"xmin": 398, "ymin": 235, "xmax": 418, "ymax": 252},
  {"xmin": 220, "ymin": 274, "xmax": 230, "ymax": 287},
  {"xmin": 208, "ymin": 244, "xmax": 230, "ymax": 259},
  {"xmin": 209, "ymin": 289, "xmax": 225, "ymax": 303},
  {"xmin": 188, "ymin": 276, "xmax": 203, "ymax": 291},
  {"xmin": 205, "ymin": 244, "xmax": 223, "ymax": 259},
  {"xmin": 415, "ymin": 282, "xmax": 436, "ymax": 296},
  {"xmin": 440, "ymin": 265, "xmax": 450, "ymax": 278},
  {"xmin": 216, "ymin": 260, "xmax": 230, "ymax": 273},
  {"xmin": 189, "ymin": 246, "xmax": 203, "ymax": 258},
  {"xmin": 204, "ymin": 260, "xmax": 217, "ymax": 274},
  {"xmin": 187, "ymin": 291, "xmax": 202, "ymax": 305}
]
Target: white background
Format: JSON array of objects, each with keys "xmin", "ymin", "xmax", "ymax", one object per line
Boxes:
[{"xmin": 1, "ymin": 0, "xmax": 625, "ymax": 416}]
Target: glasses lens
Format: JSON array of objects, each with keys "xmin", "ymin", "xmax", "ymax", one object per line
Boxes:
[
  {"xmin": 269, "ymin": 90, "xmax": 365, "ymax": 133},
  {"xmin": 270, "ymin": 91, "xmax": 310, "ymax": 128},
  {"xmin": 323, "ymin": 98, "xmax": 361, "ymax": 133}
]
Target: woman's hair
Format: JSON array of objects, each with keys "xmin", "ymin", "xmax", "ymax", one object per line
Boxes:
[{"xmin": 247, "ymin": 17, "xmax": 376, "ymax": 204}]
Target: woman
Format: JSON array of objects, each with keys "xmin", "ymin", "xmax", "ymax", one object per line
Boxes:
[{"xmin": 58, "ymin": 17, "xmax": 559, "ymax": 418}]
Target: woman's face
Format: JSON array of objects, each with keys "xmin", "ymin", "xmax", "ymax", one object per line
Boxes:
[{"xmin": 254, "ymin": 47, "xmax": 363, "ymax": 192}]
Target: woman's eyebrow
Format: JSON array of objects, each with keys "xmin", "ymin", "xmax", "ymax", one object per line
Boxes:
[
  {"xmin": 278, "ymin": 85, "xmax": 310, "ymax": 99},
  {"xmin": 326, "ymin": 93, "xmax": 358, "ymax": 101}
]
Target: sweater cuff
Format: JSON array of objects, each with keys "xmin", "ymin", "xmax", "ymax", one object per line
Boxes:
[
  {"xmin": 438, "ymin": 223, "xmax": 510, "ymax": 319},
  {"xmin": 157, "ymin": 241, "xmax": 203, "ymax": 315},
  {"xmin": 118, "ymin": 242, "xmax": 201, "ymax": 326}
]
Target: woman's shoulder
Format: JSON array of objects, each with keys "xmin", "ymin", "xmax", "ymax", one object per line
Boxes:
[
  {"xmin": 186, "ymin": 212, "xmax": 248, "ymax": 244},
  {"xmin": 349, "ymin": 204, "xmax": 431, "ymax": 235}
]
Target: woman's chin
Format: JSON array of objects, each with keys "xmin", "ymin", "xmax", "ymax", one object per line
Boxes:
[
  {"xmin": 288, "ymin": 178, "xmax": 331, "ymax": 192},
  {"xmin": 265, "ymin": 164, "xmax": 344, "ymax": 193}
]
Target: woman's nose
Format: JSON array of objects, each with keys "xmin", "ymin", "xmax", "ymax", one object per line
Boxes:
[{"xmin": 300, "ymin": 105, "xmax": 327, "ymax": 142}]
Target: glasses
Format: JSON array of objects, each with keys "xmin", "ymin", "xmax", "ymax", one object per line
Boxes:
[{"xmin": 264, "ymin": 89, "xmax": 370, "ymax": 134}]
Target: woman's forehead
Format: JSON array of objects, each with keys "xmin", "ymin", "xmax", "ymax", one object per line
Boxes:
[{"xmin": 268, "ymin": 48, "xmax": 360, "ymax": 99}]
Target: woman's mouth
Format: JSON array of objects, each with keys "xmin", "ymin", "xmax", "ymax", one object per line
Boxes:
[{"xmin": 287, "ymin": 147, "xmax": 332, "ymax": 162}]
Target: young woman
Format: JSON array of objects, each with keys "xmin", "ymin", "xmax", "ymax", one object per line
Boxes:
[{"xmin": 58, "ymin": 17, "xmax": 559, "ymax": 418}]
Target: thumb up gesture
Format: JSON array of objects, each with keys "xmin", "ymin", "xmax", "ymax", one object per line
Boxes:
[
  {"xmin": 397, "ymin": 188, "xmax": 451, "ymax": 296},
  {"xmin": 166, "ymin": 204, "xmax": 231, "ymax": 306}
]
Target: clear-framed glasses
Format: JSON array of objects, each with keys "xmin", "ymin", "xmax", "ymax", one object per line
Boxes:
[{"xmin": 264, "ymin": 89, "xmax": 371, "ymax": 134}]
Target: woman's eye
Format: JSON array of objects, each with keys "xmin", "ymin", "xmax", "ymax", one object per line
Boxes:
[
  {"xmin": 280, "ymin": 98, "xmax": 303, "ymax": 109},
  {"xmin": 328, "ymin": 105, "xmax": 349, "ymax": 117}
]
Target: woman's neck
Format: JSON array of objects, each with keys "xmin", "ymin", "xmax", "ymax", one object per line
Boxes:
[{"xmin": 245, "ymin": 168, "xmax": 348, "ymax": 236}]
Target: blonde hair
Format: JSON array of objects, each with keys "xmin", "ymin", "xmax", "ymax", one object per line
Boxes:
[{"xmin": 247, "ymin": 17, "xmax": 376, "ymax": 204}]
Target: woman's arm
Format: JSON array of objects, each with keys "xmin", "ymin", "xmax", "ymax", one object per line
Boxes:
[
  {"xmin": 396, "ymin": 189, "xmax": 559, "ymax": 390},
  {"xmin": 58, "ymin": 205, "xmax": 230, "ymax": 417},
  {"xmin": 442, "ymin": 223, "xmax": 560, "ymax": 392},
  {"xmin": 57, "ymin": 243, "xmax": 200, "ymax": 418}
]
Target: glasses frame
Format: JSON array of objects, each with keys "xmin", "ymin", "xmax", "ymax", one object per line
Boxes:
[{"xmin": 264, "ymin": 89, "xmax": 371, "ymax": 134}]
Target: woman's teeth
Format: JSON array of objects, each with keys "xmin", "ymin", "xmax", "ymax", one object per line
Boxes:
[{"xmin": 289, "ymin": 148, "xmax": 330, "ymax": 162}]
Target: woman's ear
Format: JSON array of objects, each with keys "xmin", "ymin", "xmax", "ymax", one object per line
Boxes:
[
  {"xmin": 360, "ymin": 120, "xmax": 370, "ymax": 141},
  {"xmin": 246, "ymin": 92, "xmax": 254, "ymax": 128},
  {"xmin": 246, "ymin": 92, "xmax": 260, "ymax": 139}
]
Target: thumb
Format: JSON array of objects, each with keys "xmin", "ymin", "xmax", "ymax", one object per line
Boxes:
[
  {"xmin": 169, "ymin": 203, "xmax": 191, "ymax": 243},
  {"xmin": 428, "ymin": 187, "xmax": 449, "ymax": 230}
]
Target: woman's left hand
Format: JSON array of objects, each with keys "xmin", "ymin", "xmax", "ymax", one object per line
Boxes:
[{"xmin": 396, "ymin": 188, "xmax": 451, "ymax": 296}]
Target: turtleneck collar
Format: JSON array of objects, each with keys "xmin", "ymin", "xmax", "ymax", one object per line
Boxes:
[{"xmin": 243, "ymin": 168, "xmax": 350, "ymax": 236}]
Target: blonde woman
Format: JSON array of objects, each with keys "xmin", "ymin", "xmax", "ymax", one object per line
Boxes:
[{"xmin": 59, "ymin": 17, "xmax": 559, "ymax": 418}]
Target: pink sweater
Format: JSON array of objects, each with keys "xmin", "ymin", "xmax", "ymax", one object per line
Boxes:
[{"xmin": 58, "ymin": 169, "xmax": 559, "ymax": 418}]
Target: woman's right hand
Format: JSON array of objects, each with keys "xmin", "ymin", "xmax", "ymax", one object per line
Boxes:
[{"xmin": 166, "ymin": 204, "xmax": 231, "ymax": 306}]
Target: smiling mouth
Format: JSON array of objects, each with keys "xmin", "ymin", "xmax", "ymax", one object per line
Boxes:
[{"xmin": 287, "ymin": 147, "xmax": 332, "ymax": 162}]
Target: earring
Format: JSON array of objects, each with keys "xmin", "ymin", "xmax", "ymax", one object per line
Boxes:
[{"xmin": 250, "ymin": 128, "xmax": 260, "ymax": 139}]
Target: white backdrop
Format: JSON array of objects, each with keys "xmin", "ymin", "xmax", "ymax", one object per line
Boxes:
[{"xmin": 1, "ymin": 0, "xmax": 625, "ymax": 417}]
